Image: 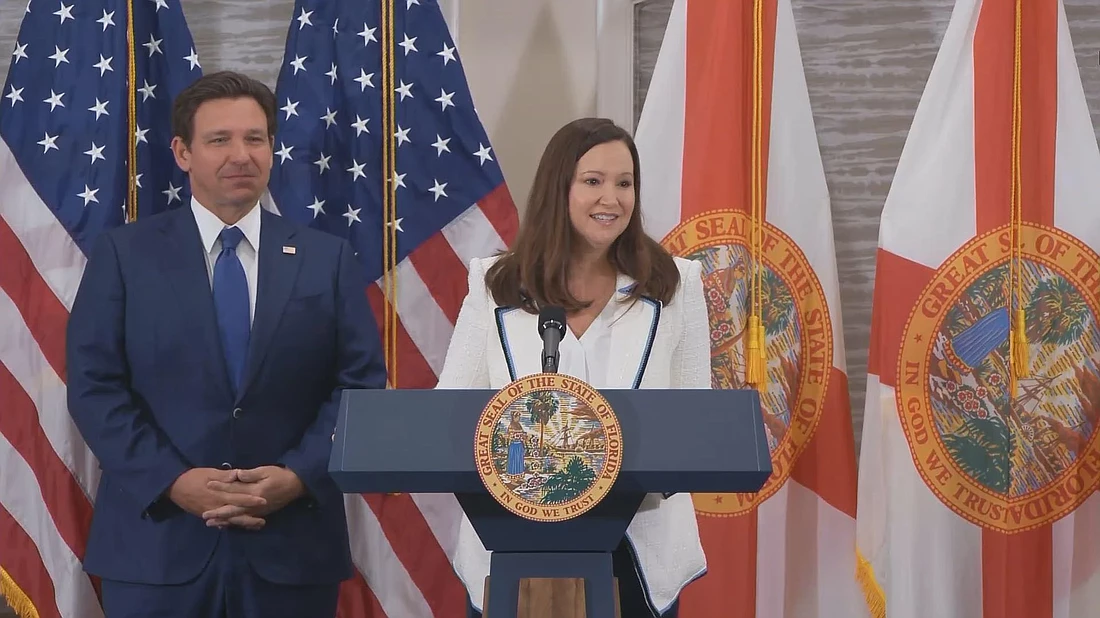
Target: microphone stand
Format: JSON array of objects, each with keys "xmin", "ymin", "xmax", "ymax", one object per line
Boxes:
[{"xmin": 541, "ymin": 325, "xmax": 561, "ymax": 373}]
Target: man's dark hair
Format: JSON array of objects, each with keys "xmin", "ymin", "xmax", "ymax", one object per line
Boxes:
[{"xmin": 171, "ymin": 71, "xmax": 277, "ymax": 146}]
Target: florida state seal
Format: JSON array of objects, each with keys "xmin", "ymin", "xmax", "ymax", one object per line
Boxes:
[
  {"xmin": 662, "ymin": 210, "xmax": 834, "ymax": 516},
  {"xmin": 896, "ymin": 224, "xmax": 1100, "ymax": 533},
  {"xmin": 474, "ymin": 373, "xmax": 623, "ymax": 522}
]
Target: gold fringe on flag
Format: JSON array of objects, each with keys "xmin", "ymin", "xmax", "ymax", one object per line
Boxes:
[
  {"xmin": 381, "ymin": 0, "xmax": 399, "ymax": 387},
  {"xmin": 746, "ymin": 0, "xmax": 767, "ymax": 389},
  {"xmin": 126, "ymin": 0, "xmax": 139, "ymax": 223},
  {"xmin": 1008, "ymin": 0, "xmax": 1029, "ymax": 396},
  {"xmin": 0, "ymin": 567, "xmax": 40, "ymax": 618},
  {"xmin": 855, "ymin": 550, "xmax": 887, "ymax": 618}
]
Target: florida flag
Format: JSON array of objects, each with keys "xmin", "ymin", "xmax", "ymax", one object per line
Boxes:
[
  {"xmin": 856, "ymin": 0, "xmax": 1100, "ymax": 617},
  {"xmin": 634, "ymin": 0, "xmax": 866, "ymax": 616}
]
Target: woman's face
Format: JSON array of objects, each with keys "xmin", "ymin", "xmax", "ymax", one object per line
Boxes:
[{"xmin": 567, "ymin": 140, "xmax": 636, "ymax": 255}]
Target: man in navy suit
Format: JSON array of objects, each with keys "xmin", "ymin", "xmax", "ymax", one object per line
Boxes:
[{"xmin": 65, "ymin": 71, "xmax": 387, "ymax": 617}]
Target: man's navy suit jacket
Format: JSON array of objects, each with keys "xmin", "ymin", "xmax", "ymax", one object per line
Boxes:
[{"xmin": 65, "ymin": 205, "xmax": 387, "ymax": 586}]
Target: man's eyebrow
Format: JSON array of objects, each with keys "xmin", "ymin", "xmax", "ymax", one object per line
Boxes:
[{"xmin": 199, "ymin": 128, "xmax": 267, "ymax": 138}]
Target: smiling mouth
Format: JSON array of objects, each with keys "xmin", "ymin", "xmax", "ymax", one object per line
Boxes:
[{"xmin": 590, "ymin": 213, "xmax": 619, "ymax": 222}]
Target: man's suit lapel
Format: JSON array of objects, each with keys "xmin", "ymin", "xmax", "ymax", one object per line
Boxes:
[
  {"xmin": 156, "ymin": 208, "xmax": 234, "ymax": 399},
  {"xmin": 238, "ymin": 209, "xmax": 302, "ymax": 400}
]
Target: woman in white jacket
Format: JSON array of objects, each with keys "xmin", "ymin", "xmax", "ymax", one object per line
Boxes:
[{"xmin": 436, "ymin": 117, "xmax": 711, "ymax": 617}]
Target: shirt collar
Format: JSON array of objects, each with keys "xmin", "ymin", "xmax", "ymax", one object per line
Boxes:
[
  {"xmin": 190, "ymin": 196, "xmax": 261, "ymax": 254},
  {"xmin": 615, "ymin": 272, "xmax": 638, "ymax": 298}
]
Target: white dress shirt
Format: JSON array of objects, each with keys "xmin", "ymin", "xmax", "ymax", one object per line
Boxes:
[
  {"xmin": 558, "ymin": 300, "xmax": 615, "ymax": 389},
  {"xmin": 190, "ymin": 197, "xmax": 261, "ymax": 325}
]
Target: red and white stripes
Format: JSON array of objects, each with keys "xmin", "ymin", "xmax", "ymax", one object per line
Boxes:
[{"xmin": 0, "ymin": 136, "xmax": 103, "ymax": 618}]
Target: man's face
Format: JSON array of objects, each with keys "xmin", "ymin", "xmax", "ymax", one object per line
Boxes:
[{"xmin": 172, "ymin": 97, "xmax": 272, "ymax": 210}]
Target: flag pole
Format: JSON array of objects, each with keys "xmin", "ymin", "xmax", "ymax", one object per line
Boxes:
[
  {"xmin": 126, "ymin": 0, "xmax": 139, "ymax": 223},
  {"xmin": 381, "ymin": 0, "xmax": 399, "ymax": 387}
]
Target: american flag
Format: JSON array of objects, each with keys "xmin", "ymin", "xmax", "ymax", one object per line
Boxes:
[
  {"xmin": 0, "ymin": 0, "xmax": 201, "ymax": 616},
  {"xmin": 266, "ymin": 0, "xmax": 517, "ymax": 616}
]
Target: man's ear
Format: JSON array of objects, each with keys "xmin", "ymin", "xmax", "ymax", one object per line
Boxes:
[{"xmin": 170, "ymin": 136, "xmax": 191, "ymax": 172}]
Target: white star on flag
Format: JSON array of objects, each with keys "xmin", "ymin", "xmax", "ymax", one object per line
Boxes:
[
  {"xmin": 43, "ymin": 90, "xmax": 65, "ymax": 111},
  {"xmin": 290, "ymin": 55, "xmax": 307, "ymax": 75},
  {"xmin": 438, "ymin": 43, "xmax": 456, "ymax": 65},
  {"xmin": 94, "ymin": 55, "xmax": 114, "ymax": 76},
  {"xmin": 352, "ymin": 115, "xmax": 369, "ymax": 136},
  {"xmin": 432, "ymin": 135, "xmax": 451, "ymax": 155},
  {"xmin": 276, "ymin": 143, "xmax": 294, "ymax": 163},
  {"xmin": 296, "ymin": 8, "xmax": 313, "ymax": 30},
  {"xmin": 83, "ymin": 143, "xmax": 106, "ymax": 164},
  {"xmin": 429, "ymin": 179, "xmax": 448, "ymax": 201},
  {"xmin": 343, "ymin": 205, "xmax": 361, "ymax": 226},
  {"xmin": 281, "ymin": 99, "xmax": 300, "ymax": 119},
  {"xmin": 143, "ymin": 34, "xmax": 163, "ymax": 57},
  {"xmin": 355, "ymin": 69, "xmax": 375, "ymax": 91},
  {"xmin": 77, "ymin": 184, "xmax": 99, "ymax": 205},
  {"xmin": 48, "ymin": 46, "xmax": 69, "ymax": 67},
  {"xmin": 88, "ymin": 99, "xmax": 109, "ymax": 120},
  {"xmin": 97, "ymin": 9, "xmax": 116, "ymax": 31},
  {"xmin": 138, "ymin": 80, "xmax": 157, "ymax": 101},
  {"xmin": 474, "ymin": 144, "xmax": 493, "ymax": 164},
  {"xmin": 435, "ymin": 89, "xmax": 455, "ymax": 111},
  {"xmin": 54, "ymin": 3, "xmax": 74, "ymax": 24},
  {"xmin": 163, "ymin": 182, "xmax": 181, "ymax": 203}
]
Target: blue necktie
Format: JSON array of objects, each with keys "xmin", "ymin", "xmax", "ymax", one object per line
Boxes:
[{"xmin": 212, "ymin": 226, "xmax": 250, "ymax": 394}]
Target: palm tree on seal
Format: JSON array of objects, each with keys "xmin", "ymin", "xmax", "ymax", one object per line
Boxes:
[{"xmin": 526, "ymin": 391, "xmax": 559, "ymax": 456}]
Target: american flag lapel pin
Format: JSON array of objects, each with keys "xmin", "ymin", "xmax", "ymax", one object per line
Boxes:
[{"xmin": 283, "ymin": 246, "xmax": 296, "ymax": 255}]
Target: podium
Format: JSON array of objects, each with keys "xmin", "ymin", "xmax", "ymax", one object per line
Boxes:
[{"xmin": 329, "ymin": 387, "xmax": 771, "ymax": 618}]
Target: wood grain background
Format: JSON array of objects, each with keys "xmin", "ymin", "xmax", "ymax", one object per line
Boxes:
[{"xmin": 632, "ymin": 0, "xmax": 1100, "ymax": 443}]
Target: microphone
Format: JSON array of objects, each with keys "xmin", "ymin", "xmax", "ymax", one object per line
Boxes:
[{"xmin": 538, "ymin": 306, "xmax": 567, "ymax": 373}]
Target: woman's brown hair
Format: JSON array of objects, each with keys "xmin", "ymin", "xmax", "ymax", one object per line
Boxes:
[{"xmin": 485, "ymin": 117, "xmax": 680, "ymax": 313}]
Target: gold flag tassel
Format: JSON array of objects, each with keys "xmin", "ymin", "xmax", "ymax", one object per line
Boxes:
[
  {"xmin": 1008, "ymin": 0, "xmax": 1028, "ymax": 396},
  {"xmin": 745, "ymin": 0, "xmax": 767, "ymax": 389},
  {"xmin": 746, "ymin": 315, "xmax": 766, "ymax": 386}
]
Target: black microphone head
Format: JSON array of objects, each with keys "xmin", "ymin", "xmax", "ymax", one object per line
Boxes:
[{"xmin": 538, "ymin": 305, "xmax": 567, "ymax": 337}]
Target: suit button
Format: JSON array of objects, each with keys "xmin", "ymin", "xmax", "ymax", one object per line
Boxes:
[
  {"xmin": 220, "ymin": 462, "xmax": 232, "ymax": 470},
  {"xmin": 232, "ymin": 408, "xmax": 242, "ymax": 419}
]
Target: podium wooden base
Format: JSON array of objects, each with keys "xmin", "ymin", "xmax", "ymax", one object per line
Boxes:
[{"xmin": 482, "ymin": 578, "xmax": 621, "ymax": 618}]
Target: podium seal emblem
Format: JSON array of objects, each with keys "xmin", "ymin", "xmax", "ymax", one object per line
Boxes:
[{"xmin": 474, "ymin": 373, "xmax": 622, "ymax": 522}]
